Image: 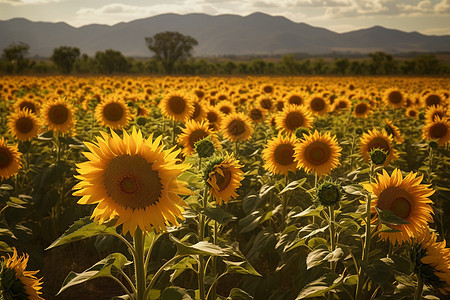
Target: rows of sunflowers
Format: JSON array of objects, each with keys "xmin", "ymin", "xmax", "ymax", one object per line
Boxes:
[{"xmin": 0, "ymin": 75, "xmax": 449, "ymax": 299}]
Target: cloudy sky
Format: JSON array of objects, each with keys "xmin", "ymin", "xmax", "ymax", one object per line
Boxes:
[{"xmin": 1, "ymin": 0, "xmax": 450, "ymax": 35}]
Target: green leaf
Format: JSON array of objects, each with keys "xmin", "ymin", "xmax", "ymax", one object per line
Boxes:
[
  {"xmin": 279, "ymin": 178, "xmax": 307, "ymax": 195},
  {"xmin": 223, "ymin": 260, "xmax": 261, "ymax": 276},
  {"xmin": 46, "ymin": 217, "xmax": 119, "ymax": 250},
  {"xmin": 297, "ymin": 273, "xmax": 343, "ymax": 299},
  {"xmin": 343, "ymin": 275, "xmax": 358, "ymax": 285},
  {"xmin": 306, "ymin": 246, "xmax": 330, "ymax": 270},
  {"xmin": 38, "ymin": 130, "xmax": 54, "ymax": 140},
  {"xmin": 307, "ymin": 237, "xmax": 328, "ymax": 249},
  {"xmin": 342, "ymin": 184, "xmax": 365, "ymax": 196},
  {"xmin": 0, "ymin": 228, "xmax": 16, "ymax": 239},
  {"xmin": 0, "ymin": 184, "xmax": 13, "ymax": 191},
  {"xmin": 161, "ymin": 287, "xmax": 193, "ymax": 300},
  {"xmin": 170, "ymin": 235, "xmax": 227, "ymax": 257},
  {"xmin": 227, "ymin": 288, "xmax": 254, "ymax": 300},
  {"xmin": 291, "ymin": 205, "xmax": 322, "ymax": 218},
  {"xmin": 375, "ymin": 208, "xmax": 409, "ymax": 225},
  {"xmin": 378, "ymin": 224, "xmax": 401, "ymax": 233},
  {"xmin": 169, "ymin": 257, "xmax": 198, "ymax": 282},
  {"xmin": 360, "ymin": 258, "xmax": 395, "ymax": 293},
  {"xmin": 202, "ymin": 206, "xmax": 236, "ymax": 224},
  {"xmin": 58, "ymin": 252, "xmax": 129, "ymax": 295},
  {"xmin": 0, "ymin": 241, "xmax": 13, "ymax": 252}
]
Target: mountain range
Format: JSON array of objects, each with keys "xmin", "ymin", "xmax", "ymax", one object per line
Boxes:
[{"xmin": 1, "ymin": 12, "xmax": 449, "ymax": 57}]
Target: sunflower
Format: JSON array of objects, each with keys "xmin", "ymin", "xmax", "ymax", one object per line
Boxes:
[
  {"xmin": 221, "ymin": 113, "xmax": 253, "ymax": 142},
  {"xmin": 412, "ymin": 229, "xmax": 450, "ymax": 294},
  {"xmin": 205, "ymin": 106, "xmax": 223, "ymax": 131},
  {"xmin": 261, "ymin": 84, "xmax": 274, "ymax": 94},
  {"xmin": 262, "ymin": 134, "xmax": 298, "ymax": 175},
  {"xmin": 248, "ymin": 107, "xmax": 266, "ymax": 124},
  {"xmin": 177, "ymin": 120, "xmax": 220, "ymax": 156},
  {"xmin": 159, "ymin": 93, "xmax": 194, "ymax": 122},
  {"xmin": 14, "ymin": 99, "xmax": 39, "ymax": 114},
  {"xmin": 364, "ymin": 169, "xmax": 434, "ymax": 245},
  {"xmin": 0, "ymin": 138, "xmax": 21, "ymax": 180},
  {"xmin": 0, "ymin": 248, "xmax": 44, "ymax": 300},
  {"xmin": 384, "ymin": 119, "xmax": 404, "ymax": 143},
  {"xmin": 333, "ymin": 98, "xmax": 351, "ymax": 112},
  {"xmin": 217, "ymin": 100, "xmax": 235, "ymax": 115},
  {"xmin": 276, "ymin": 104, "xmax": 313, "ymax": 135},
  {"xmin": 422, "ymin": 116, "xmax": 450, "ymax": 146},
  {"xmin": 360, "ymin": 128, "xmax": 397, "ymax": 166},
  {"xmin": 422, "ymin": 92, "xmax": 444, "ymax": 108},
  {"xmin": 406, "ymin": 107, "xmax": 419, "ymax": 118},
  {"xmin": 308, "ymin": 96, "xmax": 329, "ymax": 116},
  {"xmin": 190, "ymin": 100, "xmax": 207, "ymax": 122},
  {"xmin": 384, "ymin": 88, "xmax": 404, "ymax": 108},
  {"xmin": 294, "ymin": 130, "xmax": 342, "ymax": 177},
  {"xmin": 41, "ymin": 98, "xmax": 76, "ymax": 134},
  {"xmin": 353, "ymin": 101, "xmax": 371, "ymax": 118},
  {"xmin": 73, "ymin": 127, "xmax": 192, "ymax": 235},
  {"xmin": 95, "ymin": 97, "xmax": 131, "ymax": 130},
  {"xmin": 425, "ymin": 105, "xmax": 447, "ymax": 122},
  {"xmin": 204, "ymin": 155, "xmax": 244, "ymax": 204},
  {"xmin": 258, "ymin": 97, "xmax": 273, "ymax": 111},
  {"xmin": 7, "ymin": 109, "xmax": 41, "ymax": 141},
  {"xmin": 285, "ymin": 93, "xmax": 304, "ymax": 106}
]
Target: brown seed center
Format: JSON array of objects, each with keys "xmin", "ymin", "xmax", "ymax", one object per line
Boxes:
[
  {"xmin": 48, "ymin": 104, "xmax": 69, "ymax": 124},
  {"xmin": 168, "ymin": 96, "xmax": 186, "ymax": 114},
  {"xmin": 103, "ymin": 102, "xmax": 124, "ymax": 122}
]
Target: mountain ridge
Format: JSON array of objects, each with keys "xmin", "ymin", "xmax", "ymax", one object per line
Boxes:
[{"xmin": 1, "ymin": 12, "xmax": 449, "ymax": 57}]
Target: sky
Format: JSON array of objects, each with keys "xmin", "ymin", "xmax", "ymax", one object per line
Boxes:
[{"xmin": 1, "ymin": 0, "xmax": 450, "ymax": 35}]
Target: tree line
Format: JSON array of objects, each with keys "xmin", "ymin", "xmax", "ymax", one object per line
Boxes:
[{"xmin": 1, "ymin": 31, "xmax": 449, "ymax": 75}]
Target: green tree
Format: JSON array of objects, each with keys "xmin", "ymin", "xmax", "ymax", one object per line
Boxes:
[
  {"xmin": 145, "ymin": 31, "xmax": 198, "ymax": 74},
  {"xmin": 51, "ymin": 46, "xmax": 80, "ymax": 74},
  {"xmin": 94, "ymin": 49, "xmax": 130, "ymax": 74},
  {"xmin": 2, "ymin": 42, "xmax": 30, "ymax": 73}
]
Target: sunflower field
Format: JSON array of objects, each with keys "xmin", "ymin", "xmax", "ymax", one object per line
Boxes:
[{"xmin": 0, "ymin": 75, "xmax": 449, "ymax": 300}]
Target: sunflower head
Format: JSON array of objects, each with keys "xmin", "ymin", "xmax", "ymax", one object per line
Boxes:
[
  {"xmin": 262, "ymin": 134, "xmax": 298, "ymax": 176},
  {"xmin": 204, "ymin": 155, "xmax": 244, "ymax": 205},
  {"xmin": 384, "ymin": 88, "xmax": 404, "ymax": 108},
  {"xmin": 422, "ymin": 116, "xmax": 450, "ymax": 146},
  {"xmin": 308, "ymin": 96, "xmax": 328, "ymax": 116},
  {"xmin": 384, "ymin": 119, "xmax": 404, "ymax": 143},
  {"xmin": 159, "ymin": 92, "xmax": 194, "ymax": 122},
  {"xmin": 370, "ymin": 148, "xmax": 388, "ymax": 166},
  {"xmin": 0, "ymin": 248, "xmax": 44, "ymax": 300},
  {"xmin": 95, "ymin": 97, "xmax": 131, "ymax": 130},
  {"xmin": 178, "ymin": 120, "xmax": 220, "ymax": 156},
  {"xmin": 317, "ymin": 182, "xmax": 342, "ymax": 207},
  {"xmin": 221, "ymin": 113, "xmax": 253, "ymax": 142},
  {"xmin": 7, "ymin": 109, "xmax": 41, "ymax": 142},
  {"xmin": 294, "ymin": 130, "xmax": 342, "ymax": 177},
  {"xmin": 360, "ymin": 128, "xmax": 397, "ymax": 166},
  {"xmin": 411, "ymin": 229, "xmax": 450, "ymax": 295},
  {"xmin": 365, "ymin": 169, "xmax": 434, "ymax": 245},
  {"xmin": 276, "ymin": 104, "xmax": 313, "ymax": 135},
  {"xmin": 0, "ymin": 138, "xmax": 21, "ymax": 180},
  {"xmin": 42, "ymin": 98, "xmax": 76, "ymax": 134},
  {"xmin": 73, "ymin": 127, "xmax": 192, "ymax": 235}
]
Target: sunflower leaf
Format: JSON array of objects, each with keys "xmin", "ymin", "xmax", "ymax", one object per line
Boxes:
[
  {"xmin": 375, "ymin": 207, "xmax": 409, "ymax": 225},
  {"xmin": 279, "ymin": 178, "xmax": 307, "ymax": 195},
  {"xmin": 57, "ymin": 252, "xmax": 129, "ymax": 295},
  {"xmin": 223, "ymin": 260, "xmax": 261, "ymax": 276},
  {"xmin": 170, "ymin": 235, "xmax": 227, "ymax": 256},
  {"xmin": 227, "ymin": 288, "xmax": 254, "ymax": 300},
  {"xmin": 296, "ymin": 273, "xmax": 344, "ymax": 299},
  {"xmin": 202, "ymin": 206, "xmax": 236, "ymax": 224},
  {"xmin": 46, "ymin": 217, "xmax": 119, "ymax": 250}
]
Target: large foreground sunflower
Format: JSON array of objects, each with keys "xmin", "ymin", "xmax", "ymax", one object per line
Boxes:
[
  {"xmin": 275, "ymin": 104, "xmax": 313, "ymax": 135},
  {"xmin": 411, "ymin": 229, "xmax": 450, "ymax": 294},
  {"xmin": 177, "ymin": 120, "xmax": 220, "ymax": 156},
  {"xmin": 221, "ymin": 113, "xmax": 253, "ymax": 142},
  {"xmin": 422, "ymin": 116, "xmax": 450, "ymax": 146},
  {"xmin": 7, "ymin": 109, "xmax": 41, "ymax": 141},
  {"xmin": 95, "ymin": 97, "xmax": 131, "ymax": 130},
  {"xmin": 73, "ymin": 127, "xmax": 192, "ymax": 235},
  {"xmin": 262, "ymin": 134, "xmax": 298, "ymax": 175},
  {"xmin": 0, "ymin": 248, "xmax": 44, "ymax": 300},
  {"xmin": 204, "ymin": 155, "xmax": 244, "ymax": 205},
  {"xmin": 0, "ymin": 138, "xmax": 21, "ymax": 180},
  {"xmin": 360, "ymin": 128, "xmax": 397, "ymax": 166},
  {"xmin": 365, "ymin": 169, "xmax": 434, "ymax": 245},
  {"xmin": 41, "ymin": 98, "xmax": 76, "ymax": 134},
  {"xmin": 294, "ymin": 130, "xmax": 342, "ymax": 177}
]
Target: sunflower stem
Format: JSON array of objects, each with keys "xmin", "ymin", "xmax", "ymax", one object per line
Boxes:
[
  {"xmin": 211, "ymin": 221, "xmax": 219, "ymax": 300},
  {"xmin": 198, "ymin": 187, "xmax": 208, "ymax": 300},
  {"xmin": 172, "ymin": 120, "xmax": 177, "ymax": 147},
  {"xmin": 355, "ymin": 163, "xmax": 374, "ymax": 300},
  {"xmin": 145, "ymin": 254, "xmax": 185, "ymax": 297},
  {"xmin": 281, "ymin": 175, "xmax": 289, "ymax": 231},
  {"xmin": 414, "ymin": 275, "xmax": 424, "ymax": 300},
  {"xmin": 234, "ymin": 141, "xmax": 238, "ymax": 158},
  {"xmin": 133, "ymin": 227, "xmax": 146, "ymax": 300},
  {"xmin": 328, "ymin": 204, "xmax": 336, "ymax": 300}
]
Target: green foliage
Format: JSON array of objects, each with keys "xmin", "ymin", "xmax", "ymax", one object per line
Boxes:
[
  {"xmin": 1, "ymin": 42, "xmax": 30, "ymax": 73},
  {"xmin": 51, "ymin": 46, "xmax": 80, "ymax": 74}
]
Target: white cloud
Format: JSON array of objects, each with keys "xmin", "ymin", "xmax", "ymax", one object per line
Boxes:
[{"xmin": 0, "ymin": 0, "xmax": 63, "ymax": 5}]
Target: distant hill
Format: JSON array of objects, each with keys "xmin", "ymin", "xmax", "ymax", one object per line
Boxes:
[{"xmin": 1, "ymin": 12, "xmax": 449, "ymax": 57}]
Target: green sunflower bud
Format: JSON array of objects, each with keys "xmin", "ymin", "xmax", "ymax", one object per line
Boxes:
[
  {"xmin": 317, "ymin": 182, "xmax": 342, "ymax": 206},
  {"xmin": 136, "ymin": 116, "xmax": 147, "ymax": 126},
  {"xmin": 195, "ymin": 136, "xmax": 215, "ymax": 158},
  {"xmin": 370, "ymin": 148, "xmax": 388, "ymax": 165}
]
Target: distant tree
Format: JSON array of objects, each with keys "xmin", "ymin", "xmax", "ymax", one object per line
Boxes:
[
  {"xmin": 145, "ymin": 31, "xmax": 198, "ymax": 74},
  {"xmin": 369, "ymin": 51, "xmax": 398, "ymax": 74},
  {"xmin": 94, "ymin": 49, "xmax": 130, "ymax": 74},
  {"xmin": 412, "ymin": 54, "xmax": 441, "ymax": 75},
  {"xmin": 2, "ymin": 42, "xmax": 30, "ymax": 73},
  {"xmin": 51, "ymin": 46, "xmax": 80, "ymax": 74},
  {"xmin": 333, "ymin": 58, "xmax": 350, "ymax": 74}
]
